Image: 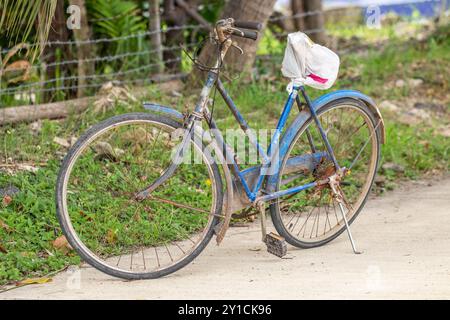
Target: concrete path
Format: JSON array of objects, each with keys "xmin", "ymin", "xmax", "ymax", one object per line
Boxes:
[{"xmin": 2, "ymin": 176, "xmax": 450, "ymax": 300}]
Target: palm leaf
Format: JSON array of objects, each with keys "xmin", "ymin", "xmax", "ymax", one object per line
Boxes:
[{"xmin": 0, "ymin": 0, "xmax": 57, "ymax": 60}]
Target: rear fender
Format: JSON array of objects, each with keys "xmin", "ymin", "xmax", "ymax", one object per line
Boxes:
[{"xmin": 266, "ymin": 89, "xmax": 385, "ymax": 192}]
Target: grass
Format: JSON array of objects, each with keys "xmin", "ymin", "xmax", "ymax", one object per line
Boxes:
[{"xmin": 0, "ymin": 22, "xmax": 449, "ymax": 285}]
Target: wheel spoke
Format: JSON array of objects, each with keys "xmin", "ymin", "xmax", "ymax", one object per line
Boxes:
[
  {"xmin": 348, "ymin": 120, "xmax": 381, "ymax": 170},
  {"xmin": 147, "ymin": 195, "xmax": 211, "ymax": 215},
  {"xmin": 59, "ymin": 117, "xmax": 219, "ymax": 278},
  {"xmin": 274, "ymin": 103, "xmax": 379, "ymax": 246}
]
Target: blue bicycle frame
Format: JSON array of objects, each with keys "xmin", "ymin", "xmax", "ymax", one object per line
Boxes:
[
  {"xmin": 143, "ymin": 70, "xmax": 385, "ymax": 207},
  {"xmin": 211, "ymin": 74, "xmax": 332, "ymax": 203}
]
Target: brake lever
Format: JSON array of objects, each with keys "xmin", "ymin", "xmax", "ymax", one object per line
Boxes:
[
  {"xmin": 228, "ymin": 26, "xmax": 244, "ymax": 36},
  {"xmin": 231, "ymin": 42, "xmax": 244, "ymax": 55},
  {"xmin": 226, "ymin": 27, "xmax": 244, "ymax": 55}
]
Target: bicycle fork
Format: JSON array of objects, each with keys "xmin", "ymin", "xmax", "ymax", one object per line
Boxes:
[
  {"xmin": 135, "ymin": 123, "xmax": 194, "ymax": 201},
  {"xmin": 136, "ymin": 73, "xmax": 217, "ymax": 201}
]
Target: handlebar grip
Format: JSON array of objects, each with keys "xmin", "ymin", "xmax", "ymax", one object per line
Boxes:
[
  {"xmin": 231, "ymin": 29, "xmax": 258, "ymax": 41},
  {"xmin": 234, "ymin": 21, "xmax": 262, "ymax": 31}
]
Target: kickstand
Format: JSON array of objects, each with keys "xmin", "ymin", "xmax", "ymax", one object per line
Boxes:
[
  {"xmin": 329, "ymin": 177, "xmax": 362, "ymax": 255},
  {"xmin": 258, "ymin": 201, "xmax": 267, "ymax": 242}
]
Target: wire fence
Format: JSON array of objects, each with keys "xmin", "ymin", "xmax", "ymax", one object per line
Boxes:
[
  {"xmin": 0, "ymin": 5, "xmax": 442, "ymax": 109},
  {"xmin": 0, "ymin": 7, "xmax": 334, "ymax": 108}
]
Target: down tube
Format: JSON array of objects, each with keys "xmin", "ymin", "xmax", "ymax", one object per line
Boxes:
[{"xmin": 252, "ymin": 87, "xmax": 299, "ymax": 197}]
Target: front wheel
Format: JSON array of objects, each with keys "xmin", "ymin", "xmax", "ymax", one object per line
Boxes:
[
  {"xmin": 270, "ymin": 99, "xmax": 381, "ymax": 249},
  {"xmin": 56, "ymin": 113, "xmax": 223, "ymax": 279}
]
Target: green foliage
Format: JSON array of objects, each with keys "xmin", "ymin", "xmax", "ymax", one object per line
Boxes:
[
  {"xmin": 198, "ymin": 0, "xmax": 226, "ymax": 23},
  {"xmin": 0, "ymin": 161, "xmax": 81, "ymax": 284},
  {"xmin": 86, "ymin": 0, "xmax": 148, "ymax": 70}
]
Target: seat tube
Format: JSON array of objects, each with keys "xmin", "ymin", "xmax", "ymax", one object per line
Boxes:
[{"xmin": 299, "ymin": 86, "xmax": 340, "ymax": 170}]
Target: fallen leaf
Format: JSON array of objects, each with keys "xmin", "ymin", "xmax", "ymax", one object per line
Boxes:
[
  {"xmin": 382, "ymin": 162, "xmax": 405, "ymax": 173},
  {"xmin": 29, "ymin": 120, "xmax": 42, "ymax": 135},
  {"xmin": 17, "ymin": 164, "xmax": 39, "ymax": 173},
  {"xmin": 398, "ymin": 112, "xmax": 422, "ymax": 126},
  {"xmin": 2, "ymin": 195, "xmax": 12, "ymax": 206},
  {"xmin": 3, "ymin": 60, "xmax": 32, "ymax": 83},
  {"xmin": 53, "ymin": 136, "xmax": 70, "ymax": 148},
  {"xmin": 106, "ymin": 229, "xmax": 117, "ymax": 244},
  {"xmin": 379, "ymin": 100, "xmax": 400, "ymax": 113},
  {"xmin": 375, "ymin": 175, "xmax": 386, "ymax": 186},
  {"xmin": 440, "ymin": 126, "xmax": 450, "ymax": 138},
  {"xmin": 409, "ymin": 108, "xmax": 430, "ymax": 120},
  {"xmin": 0, "ymin": 219, "xmax": 12, "ymax": 232},
  {"xmin": 395, "ymin": 79, "xmax": 405, "ymax": 87},
  {"xmin": 16, "ymin": 277, "xmax": 52, "ymax": 286},
  {"xmin": 407, "ymin": 78, "xmax": 423, "ymax": 88},
  {"xmin": 94, "ymin": 141, "xmax": 115, "ymax": 158},
  {"xmin": 70, "ymin": 136, "xmax": 78, "ymax": 146},
  {"xmin": 52, "ymin": 235, "xmax": 73, "ymax": 253},
  {"xmin": 0, "ymin": 243, "xmax": 7, "ymax": 253},
  {"xmin": 134, "ymin": 214, "xmax": 142, "ymax": 223},
  {"xmin": 170, "ymin": 90, "xmax": 182, "ymax": 98}
]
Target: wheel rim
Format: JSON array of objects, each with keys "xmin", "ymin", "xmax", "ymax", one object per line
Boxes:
[
  {"xmin": 60, "ymin": 119, "xmax": 218, "ymax": 275},
  {"xmin": 275, "ymin": 103, "xmax": 379, "ymax": 244}
]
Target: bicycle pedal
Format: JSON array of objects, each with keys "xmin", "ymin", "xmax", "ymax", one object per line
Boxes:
[{"xmin": 265, "ymin": 232, "xmax": 287, "ymax": 258}]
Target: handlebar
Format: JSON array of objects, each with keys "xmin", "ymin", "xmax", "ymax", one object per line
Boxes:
[
  {"xmin": 215, "ymin": 18, "xmax": 262, "ymax": 42},
  {"xmin": 192, "ymin": 18, "xmax": 262, "ymax": 71},
  {"xmin": 230, "ymin": 28, "xmax": 259, "ymax": 41},
  {"xmin": 234, "ymin": 21, "xmax": 262, "ymax": 31}
]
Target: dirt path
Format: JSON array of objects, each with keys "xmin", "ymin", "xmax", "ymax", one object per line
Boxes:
[{"xmin": 2, "ymin": 176, "xmax": 450, "ymax": 300}]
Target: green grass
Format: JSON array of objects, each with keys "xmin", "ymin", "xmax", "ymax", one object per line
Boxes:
[{"xmin": 1, "ymin": 23, "xmax": 449, "ymax": 286}]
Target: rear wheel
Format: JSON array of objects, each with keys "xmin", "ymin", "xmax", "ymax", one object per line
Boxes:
[
  {"xmin": 270, "ymin": 99, "xmax": 381, "ymax": 248},
  {"xmin": 56, "ymin": 113, "xmax": 223, "ymax": 279}
]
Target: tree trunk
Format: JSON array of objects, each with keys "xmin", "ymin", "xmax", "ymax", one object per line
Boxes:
[
  {"xmin": 149, "ymin": 0, "xmax": 164, "ymax": 74},
  {"xmin": 69, "ymin": 0, "xmax": 94, "ymax": 98},
  {"xmin": 192, "ymin": 0, "xmax": 276, "ymax": 83},
  {"xmin": 43, "ymin": 0, "xmax": 71, "ymax": 102},
  {"xmin": 303, "ymin": 0, "xmax": 326, "ymax": 44},
  {"xmin": 291, "ymin": 0, "xmax": 305, "ymax": 31},
  {"xmin": 163, "ymin": 0, "xmax": 188, "ymax": 72}
]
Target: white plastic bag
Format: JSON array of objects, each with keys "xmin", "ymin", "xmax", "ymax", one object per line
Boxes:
[{"xmin": 281, "ymin": 32, "xmax": 340, "ymax": 90}]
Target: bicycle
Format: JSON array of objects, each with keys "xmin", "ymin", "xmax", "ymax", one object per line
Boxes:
[{"xmin": 56, "ymin": 18, "xmax": 385, "ymax": 280}]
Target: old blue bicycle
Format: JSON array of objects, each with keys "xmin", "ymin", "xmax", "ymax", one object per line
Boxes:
[{"xmin": 56, "ymin": 19, "xmax": 385, "ymax": 279}]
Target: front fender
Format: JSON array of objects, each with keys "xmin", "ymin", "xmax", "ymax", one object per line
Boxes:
[
  {"xmin": 143, "ymin": 102, "xmax": 184, "ymax": 121},
  {"xmin": 266, "ymin": 89, "xmax": 385, "ymax": 192}
]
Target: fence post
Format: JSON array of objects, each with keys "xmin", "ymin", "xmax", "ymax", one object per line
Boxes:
[
  {"xmin": 291, "ymin": 0, "xmax": 305, "ymax": 31},
  {"xmin": 440, "ymin": 0, "xmax": 448, "ymax": 25},
  {"xmin": 149, "ymin": 0, "xmax": 164, "ymax": 74},
  {"xmin": 69, "ymin": 0, "xmax": 94, "ymax": 98},
  {"xmin": 304, "ymin": 0, "xmax": 326, "ymax": 44},
  {"xmin": 163, "ymin": 0, "xmax": 189, "ymax": 72},
  {"xmin": 39, "ymin": 62, "xmax": 47, "ymax": 104},
  {"xmin": 0, "ymin": 47, "xmax": 3, "ymax": 107}
]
